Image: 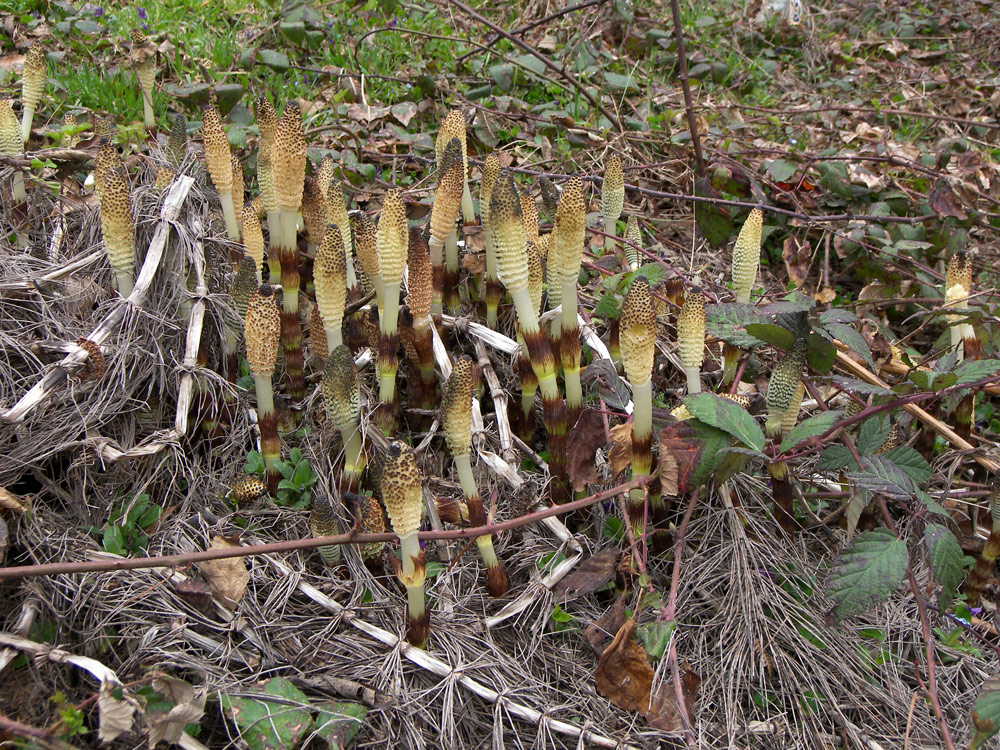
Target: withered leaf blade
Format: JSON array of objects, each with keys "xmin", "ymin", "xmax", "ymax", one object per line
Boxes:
[
  {"xmin": 608, "ymin": 422, "xmax": 633, "ymax": 479},
  {"xmin": 173, "ymin": 576, "xmax": 216, "ymax": 617},
  {"xmin": 928, "ymin": 178, "xmax": 967, "ymax": 220},
  {"xmin": 584, "ymin": 595, "xmax": 626, "ymax": 656},
  {"xmin": 565, "ymin": 408, "xmax": 607, "ymax": 492},
  {"xmin": 551, "ymin": 548, "xmax": 618, "ymax": 603},
  {"xmin": 148, "ymin": 676, "xmax": 207, "ymax": 747},
  {"xmin": 197, "ymin": 536, "xmax": 250, "ymax": 607},
  {"xmin": 98, "ymin": 681, "xmax": 136, "ymax": 743},
  {"xmin": 782, "ymin": 236, "xmax": 811, "ymax": 290}
]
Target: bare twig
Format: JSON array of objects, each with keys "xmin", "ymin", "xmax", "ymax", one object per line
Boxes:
[{"xmin": 667, "ymin": 0, "xmax": 705, "ymax": 177}]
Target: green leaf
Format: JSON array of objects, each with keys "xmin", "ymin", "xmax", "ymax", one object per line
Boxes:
[
  {"xmin": 953, "ymin": 359, "xmax": 1000, "ymax": 388},
  {"xmin": 593, "ymin": 292, "xmax": 621, "ymax": 320},
  {"xmin": 682, "ymin": 392, "xmax": 765, "ymax": 451},
  {"xmin": 857, "ymin": 415, "xmax": 891, "ymax": 456},
  {"xmin": 745, "ymin": 323, "xmax": 796, "ymax": 350},
  {"xmin": 514, "ymin": 53, "xmax": 547, "ymax": 76},
  {"xmin": 819, "ymin": 308, "xmax": 858, "ymax": 325},
  {"xmin": 657, "ymin": 418, "xmax": 734, "ymax": 493},
  {"xmin": 830, "ymin": 377, "xmax": 893, "ymax": 396},
  {"xmin": 970, "ymin": 677, "xmax": 1000, "ymax": 750},
  {"xmin": 816, "ymin": 161, "xmax": 853, "ymax": 200},
  {"xmin": 257, "ymin": 49, "xmax": 290, "ymax": 72},
  {"xmin": 637, "ymin": 621, "xmax": 675, "ymax": 661},
  {"xmin": 274, "ymin": 461, "xmax": 294, "ymax": 480},
  {"xmin": 103, "ymin": 525, "xmax": 125, "ymax": 556},
  {"xmin": 694, "ymin": 177, "xmax": 733, "ymax": 247},
  {"xmin": 221, "ymin": 678, "xmax": 314, "ymax": 750},
  {"xmin": 805, "ymin": 332, "xmax": 836, "ymax": 374},
  {"xmin": 827, "ymin": 528, "xmax": 908, "ymax": 622},
  {"xmin": 846, "ymin": 455, "xmax": 915, "ymax": 500},
  {"xmin": 914, "ymin": 489, "xmax": 948, "ymax": 518},
  {"xmin": 603, "ymin": 71, "xmax": 640, "ymax": 93},
  {"xmin": 816, "ymin": 444, "xmax": 856, "ymax": 471},
  {"xmin": 824, "ymin": 323, "xmax": 874, "ymax": 371},
  {"xmin": 291, "ymin": 460, "xmax": 312, "ymax": 487},
  {"xmin": 315, "ymin": 702, "xmax": 367, "ymax": 749},
  {"xmin": 923, "ymin": 523, "xmax": 964, "ymax": 610},
  {"xmin": 780, "ymin": 410, "xmax": 841, "ymax": 452},
  {"xmin": 880, "ymin": 446, "xmax": 931, "ymax": 484},
  {"xmin": 765, "ymin": 158, "xmax": 797, "ymax": 182},
  {"xmin": 244, "ymin": 451, "xmax": 265, "ymax": 475},
  {"xmin": 706, "ymin": 303, "xmax": 763, "ymax": 348}
]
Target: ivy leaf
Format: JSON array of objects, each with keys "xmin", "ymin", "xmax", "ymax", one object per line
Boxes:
[
  {"xmin": 817, "ymin": 444, "xmax": 856, "ymax": 471},
  {"xmin": 827, "ymin": 528, "xmax": 908, "ymax": 623},
  {"xmin": 705, "ymin": 303, "xmax": 763, "ymax": 348},
  {"xmin": 971, "ymin": 677, "xmax": 1000, "ymax": 750},
  {"xmin": 857, "ymin": 415, "xmax": 891, "ymax": 456},
  {"xmin": 780, "ymin": 410, "xmax": 841, "ymax": 452},
  {"xmin": 846, "ymin": 455, "xmax": 915, "ymax": 500},
  {"xmin": 824, "ymin": 322, "xmax": 874, "ymax": 371},
  {"xmin": 682, "ymin": 392, "xmax": 765, "ymax": 451},
  {"xmin": 923, "ymin": 523, "xmax": 964, "ymax": 610},
  {"xmin": 745, "ymin": 323, "xmax": 796, "ymax": 350},
  {"xmin": 880, "ymin": 446, "xmax": 931, "ymax": 484}
]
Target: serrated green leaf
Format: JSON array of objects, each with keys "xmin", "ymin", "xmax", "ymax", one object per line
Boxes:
[
  {"xmin": 805, "ymin": 332, "xmax": 836, "ymax": 374},
  {"xmin": 827, "ymin": 528, "xmax": 908, "ymax": 622},
  {"xmin": 846, "ymin": 455, "xmax": 914, "ymax": 500},
  {"xmin": 953, "ymin": 359, "xmax": 1000, "ymax": 388},
  {"xmin": 705, "ymin": 303, "xmax": 764, "ymax": 348},
  {"xmin": 657, "ymin": 418, "xmax": 733, "ymax": 493},
  {"xmin": 765, "ymin": 158, "xmax": 797, "ymax": 182},
  {"xmin": 830, "ymin": 377, "xmax": 893, "ymax": 396},
  {"xmin": 824, "ymin": 322, "xmax": 874, "ymax": 371},
  {"xmin": 683, "ymin": 392, "xmax": 765, "ymax": 451},
  {"xmin": 637, "ymin": 621, "xmax": 674, "ymax": 661},
  {"xmin": 914, "ymin": 488, "xmax": 948, "ymax": 518},
  {"xmin": 923, "ymin": 523, "xmax": 964, "ymax": 610},
  {"xmin": 315, "ymin": 701, "xmax": 367, "ymax": 749},
  {"xmin": 780, "ymin": 410, "xmax": 841, "ymax": 452},
  {"xmin": 857, "ymin": 415, "xmax": 891, "ymax": 456},
  {"xmin": 971, "ymin": 678, "xmax": 1000, "ymax": 750},
  {"xmin": 594, "ymin": 292, "xmax": 621, "ymax": 320},
  {"xmin": 221, "ymin": 678, "xmax": 314, "ymax": 750},
  {"xmin": 819, "ymin": 308, "xmax": 858, "ymax": 325},
  {"xmin": 880, "ymin": 446, "xmax": 931, "ymax": 484},
  {"xmin": 745, "ymin": 323, "xmax": 796, "ymax": 350},
  {"xmin": 844, "ymin": 491, "xmax": 868, "ymax": 539},
  {"xmin": 817, "ymin": 444, "xmax": 856, "ymax": 471}
]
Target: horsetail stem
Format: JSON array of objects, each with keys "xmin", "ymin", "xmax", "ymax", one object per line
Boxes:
[
  {"xmin": 271, "ymin": 100, "xmax": 307, "ymax": 401},
  {"xmin": 429, "ymin": 138, "xmax": 465, "ymax": 320},
  {"xmin": 601, "ymin": 154, "xmax": 624, "ymax": 254},
  {"xmin": 437, "ymin": 108, "xmax": 474, "ymax": 224},
  {"xmin": 309, "ymin": 494, "xmax": 342, "ymax": 567},
  {"xmin": 167, "ymin": 113, "xmax": 186, "ymax": 165},
  {"xmin": 20, "ymin": 41, "xmax": 46, "ymax": 142},
  {"xmin": 301, "ymin": 175, "xmax": 326, "ymax": 252},
  {"xmin": 407, "ymin": 229, "xmax": 438, "ymax": 410},
  {"xmin": 353, "ymin": 212, "xmax": 381, "ymax": 309},
  {"xmin": 322, "ymin": 345, "xmax": 366, "ymax": 491},
  {"xmin": 553, "ymin": 177, "xmax": 587, "ymax": 425},
  {"xmin": 732, "ymin": 208, "xmax": 763, "ymax": 305},
  {"xmin": 964, "ymin": 480, "xmax": 1000, "ymax": 607},
  {"xmin": 480, "ymin": 153, "xmax": 502, "ymax": 327},
  {"xmin": 314, "ymin": 223, "xmax": 348, "ymax": 353},
  {"xmin": 677, "ymin": 287, "xmax": 706, "ymax": 395},
  {"xmin": 444, "ymin": 356, "xmax": 509, "ymax": 596},
  {"xmin": 375, "ymin": 189, "xmax": 407, "ymax": 436},
  {"xmin": 129, "ymin": 30, "xmax": 156, "ymax": 130},
  {"xmin": 241, "ymin": 203, "xmax": 264, "ymax": 283},
  {"xmin": 99, "ymin": 167, "xmax": 135, "ymax": 297},
  {"xmin": 624, "ymin": 215, "xmax": 642, "ymax": 271},
  {"xmin": 381, "ymin": 441, "xmax": 428, "ymax": 648},
  {"xmin": 516, "ymin": 240, "xmax": 544, "ymax": 442},
  {"xmin": 255, "ymin": 95, "xmax": 280, "ymax": 241},
  {"xmin": 492, "ymin": 170, "xmax": 569, "ymax": 504},
  {"xmin": 245, "ymin": 285, "xmax": 282, "ymax": 493},
  {"xmin": 201, "ymin": 104, "xmax": 240, "ymax": 242},
  {"xmin": 620, "ymin": 277, "xmax": 658, "ymax": 538},
  {"xmin": 945, "ymin": 250, "xmax": 973, "ymax": 362},
  {"xmin": 1, "ymin": 101, "xmax": 25, "ymax": 203}
]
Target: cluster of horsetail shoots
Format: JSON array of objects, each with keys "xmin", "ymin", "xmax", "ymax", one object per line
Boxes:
[
  {"xmin": 444, "ymin": 357, "xmax": 509, "ymax": 596},
  {"xmin": 677, "ymin": 287, "xmax": 706, "ymax": 394},
  {"xmin": 620, "ymin": 277, "xmax": 658, "ymax": 538},
  {"xmin": 765, "ymin": 339, "xmax": 807, "ymax": 535},
  {"xmin": 516, "ymin": 241, "xmax": 544, "ymax": 442},
  {"xmin": 0, "ymin": 102, "xmax": 25, "ymax": 203},
  {"xmin": 406, "ymin": 229, "xmax": 438, "ymax": 410},
  {"xmin": 314, "ymin": 223, "xmax": 348, "ymax": 353},
  {"xmin": 271, "ymin": 101, "xmax": 307, "ymax": 401},
  {"xmin": 429, "ymin": 138, "xmax": 464, "ymax": 320},
  {"xmin": 375, "ymin": 189, "xmax": 407, "ymax": 435},
  {"xmin": 245, "ymin": 285, "xmax": 283, "ymax": 493},
  {"xmin": 201, "ymin": 105, "xmax": 240, "ymax": 242},
  {"xmin": 963, "ymin": 480, "xmax": 1000, "ymax": 607},
  {"xmin": 553, "ymin": 177, "xmax": 587, "ymax": 426},
  {"xmin": 129, "ymin": 30, "xmax": 156, "ymax": 130},
  {"xmin": 491, "ymin": 170, "xmax": 569, "ymax": 504},
  {"xmin": 99, "ymin": 167, "xmax": 136, "ymax": 297},
  {"xmin": 322, "ymin": 346, "xmax": 366, "ymax": 492},
  {"xmin": 20, "ymin": 41, "xmax": 46, "ymax": 143},
  {"xmin": 381, "ymin": 442, "xmax": 429, "ymax": 648},
  {"xmin": 601, "ymin": 155, "xmax": 624, "ymax": 255},
  {"xmin": 480, "ymin": 154, "xmax": 502, "ymax": 328}
]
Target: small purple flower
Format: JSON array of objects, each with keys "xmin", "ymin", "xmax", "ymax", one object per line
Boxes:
[
  {"xmin": 137, "ymin": 6, "xmax": 147, "ymax": 19},
  {"xmin": 388, "ymin": 17, "xmax": 397, "ymax": 27},
  {"xmin": 94, "ymin": 6, "xmax": 104, "ymax": 16}
]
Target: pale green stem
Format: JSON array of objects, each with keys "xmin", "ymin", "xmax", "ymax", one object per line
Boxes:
[
  {"xmin": 445, "ymin": 228, "xmax": 459, "ymax": 273},
  {"xmin": 684, "ymin": 365, "xmax": 701, "ymax": 395},
  {"xmin": 20, "ymin": 107, "xmax": 35, "ymax": 144},
  {"xmin": 141, "ymin": 94, "xmax": 154, "ymax": 130},
  {"xmin": 603, "ymin": 213, "xmax": 619, "ymax": 254},
  {"xmin": 339, "ymin": 424, "xmax": 366, "ymax": 486},
  {"xmin": 454, "ymin": 453, "xmax": 500, "ymax": 569},
  {"xmin": 429, "ymin": 235, "xmax": 445, "ymax": 318},
  {"xmin": 511, "ymin": 286, "xmax": 559, "ymax": 401},
  {"xmin": 560, "ymin": 277, "xmax": 582, "ymax": 410},
  {"xmin": 12, "ymin": 172, "xmax": 26, "ymax": 203},
  {"xmin": 631, "ymin": 380, "xmax": 652, "ymax": 474},
  {"xmin": 220, "ymin": 191, "xmax": 240, "ymax": 242},
  {"xmin": 115, "ymin": 270, "xmax": 135, "ymax": 298},
  {"xmin": 325, "ymin": 327, "xmax": 343, "ymax": 354},
  {"xmin": 461, "ymin": 179, "xmax": 475, "ymax": 224},
  {"xmin": 379, "ymin": 280, "xmax": 401, "ymax": 402}
]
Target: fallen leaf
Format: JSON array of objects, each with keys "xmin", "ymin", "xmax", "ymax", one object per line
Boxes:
[
  {"xmin": 148, "ymin": 676, "xmax": 207, "ymax": 747},
  {"xmin": 461, "ymin": 251, "xmax": 485, "ymax": 275},
  {"xmin": 198, "ymin": 536, "xmax": 249, "ymax": 607},
  {"xmin": 551, "ymin": 549, "xmax": 618, "ymax": 603},
  {"xmin": 346, "ymin": 103, "xmax": 390, "ymax": 124},
  {"xmin": 781, "ymin": 236, "xmax": 811, "ymax": 289},
  {"xmin": 929, "ymin": 178, "xmax": 968, "ymax": 220},
  {"xmin": 608, "ymin": 422, "xmax": 633, "ymax": 479},
  {"xmin": 565, "ymin": 408, "xmax": 607, "ymax": 491},
  {"xmin": 98, "ymin": 681, "xmax": 136, "ymax": 743},
  {"xmin": 646, "ymin": 659, "xmax": 701, "ymax": 731},
  {"xmin": 657, "ymin": 419, "xmax": 731, "ymax": 495},
  {"xmin": 584, "ymin": 596, "xmax": 626, "ymax": 655},
  {"xmin": 391, "ymin": 102, "xmax": 418, "ymax": 127},
  {"xmin": 0, "ymin": 54, "xmax": 25, "ymax": 73},
  {"xmin": 813, "ymin": 287, "xmax": 836, "ymax": 304},
  {"xmin": 173, "ymin": 577, "xmax": 216, "ymax": 617},
  {"xmin": 0, "ymin": 487, "xmax": 28, "ymax": 513}
]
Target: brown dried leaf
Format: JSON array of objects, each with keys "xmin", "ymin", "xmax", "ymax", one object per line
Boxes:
[
  {"xmin": 551, "ymin": 549, "xmax": 618, "ymax": 603},
  {"xmin": 584, "ymin": 596, "xmax": 627, "ymax": 655},
  {"xmin": 98, "ymin": 682, "xmax": 136, "ymax": 743},
  {"xmin": 929, "ymin": 178, "xmax": 968, "ymax": 220},
  {"xmin": 565, "ymin": 408, "xmax": 607, "ymax": 492},
  {"xmin": 148, "ymin": 676, "xmax": 207, "ymax": 747},
  {"xmin": 0, "ymin": 487, "xmax": 28, "ymax": 514},
  {"xmin": 173, "ymin": 577, "xmax": 216, "ymax": 617},
  {"xmin": 646, "ymin": 659, "xmax": 701, "ymax": 731},
  {"xmin": 608, "ymin": 422, "xmax": 633, "ymax": 479},
  {"xmin": 781, "ymin": 237, "xmax": 811, "ymax": 289},
  {"xmin": 198, "ymin": 536, "xmax": 249, "ymax": 607},
  {"xmin": 346, "ymin": 103, "xmax": 390, "ymax": 123}
]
